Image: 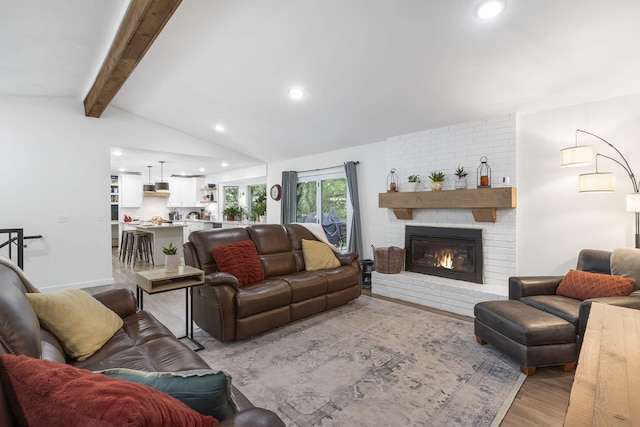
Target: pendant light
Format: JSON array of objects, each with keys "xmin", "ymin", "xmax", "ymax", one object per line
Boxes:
[
  {"xmin": 143, "ymin": 165, "xmax": 156, "ymax": 192},
  {"xmin": 156, "ymin": 160, "xmax": 170, "ymax": 191}
]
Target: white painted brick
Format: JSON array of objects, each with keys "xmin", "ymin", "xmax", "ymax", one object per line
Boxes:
[
  {"xmin": 372, "ymin": 271, "xmax": 508, "ymax": 316},
  {"xmin": 383, "ymin": 113, "xmax": 517, "ymax": 303}
]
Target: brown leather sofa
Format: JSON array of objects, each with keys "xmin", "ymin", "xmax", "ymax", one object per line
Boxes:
[
  {"xmin": 184, "ymin": 223, "xmax": 361, "ymax": 341},
  {"xmin": 0, "ymin": 261, "xmax": 284, "ymax": 427}
]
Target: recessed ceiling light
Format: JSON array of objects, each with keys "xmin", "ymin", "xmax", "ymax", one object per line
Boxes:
[
  {"xmin": 476, "ymin": 0, "xmax": 505, "ymax": 20},
  {"xmin": 118, "ymin": 168, "xmax": 125, "ymax": 172},
  {"xmin": 288, "ymin": 87, "xmax": 305, "ymax": 100},
  {"xmin": 199, "ymin": 167, "xmax": 206, "ymax": 172},
  {"xmin": 180, "ymin": 172, "xmax": 186, "ymax": 176},
  {"xmin": 214, "ymin": 123, "xmax": 225, "ymax": 133},
  {"xmin": 113, "ymin": 150, "xmax": 122, "ymax": 156},
  {"xmin": 221, "ymin": 161, "xmax": 228, "ymax": 167}
]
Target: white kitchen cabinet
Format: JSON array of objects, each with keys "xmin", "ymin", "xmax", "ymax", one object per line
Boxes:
[
  {"xmin": 168, "ymin": 177, "xmax": 199, "ymax": 207},
  {"xmin": 167, "ymin": 178, "xmax": 181, "ymax": 207},
  {"xmin": 120, "ymin": 174, "xmax": 143, "ymax": 207}
]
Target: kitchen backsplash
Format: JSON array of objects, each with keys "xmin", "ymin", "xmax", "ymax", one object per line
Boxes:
[{"xmin": 120, "ymin": 198, "xmax": 216, "ymax": 221}]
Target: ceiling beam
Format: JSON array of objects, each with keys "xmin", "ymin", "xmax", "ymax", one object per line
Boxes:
[{"xmin": 83, "ymin": 0, "xmax": 182, "ymax": 118}]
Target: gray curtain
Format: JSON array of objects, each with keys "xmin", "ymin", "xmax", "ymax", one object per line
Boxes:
[
  {"xmin": 344, "ymin": 161, "xmax": 363, "ymax": 258},
  {"xmin": 281, "ymin": 171, "xmax": 298, "ymax": 224}
]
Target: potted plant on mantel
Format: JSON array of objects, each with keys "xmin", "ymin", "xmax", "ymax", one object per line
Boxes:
[
  {"xmin": 454, "ymin": 166, "xmax": 468, "ymax": 190},
  {"xmin": 163, "ymin": 242, "xmax": 180, "ymax": 273},
  {"xmin": 429, "ymin": 171, "xmax": 445, "ymax": 191},
  {"xmin": 407, "ymin": 174, "xmax": 421, "ymax": 192},
  {"xmin": 223, "ymin": 204, "xmax": 244, "ymax": 221}
]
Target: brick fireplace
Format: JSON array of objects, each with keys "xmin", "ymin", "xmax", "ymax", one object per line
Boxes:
[{"xmin": 372, "ymin": 113, "xmax": 517, "ymax": 317}]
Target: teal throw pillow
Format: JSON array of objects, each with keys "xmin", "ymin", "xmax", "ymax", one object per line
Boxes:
[{"xmin": 97, "ymin": 368, "xmax": 238, "ymax": 421}]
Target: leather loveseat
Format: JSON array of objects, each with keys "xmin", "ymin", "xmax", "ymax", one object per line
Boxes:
[
  {"xmin": 0, "ymin": 258, "xmax": 284, "ymax": 427},
  {"xmin": 184, "ymin": 223, "xmax": 361, "ymax": 342}
]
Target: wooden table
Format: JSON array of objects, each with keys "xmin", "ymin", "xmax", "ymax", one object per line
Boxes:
[
  {"xmin": 135, "ymin": 266, "xmax": 205, "ymax": 351},
  {"xmin": 564, "ymin": 303, "xmax": 640, "ymax": 426}
]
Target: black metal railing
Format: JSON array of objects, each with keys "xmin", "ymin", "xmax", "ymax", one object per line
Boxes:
[{"xmin": 0, "ymin": 228, "xmax": 42, "ymax": 270}]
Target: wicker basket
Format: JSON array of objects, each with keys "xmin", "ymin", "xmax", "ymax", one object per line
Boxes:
[{"xmin": 372, "ymin": 245, "xmax": 405, "ymax": 274}]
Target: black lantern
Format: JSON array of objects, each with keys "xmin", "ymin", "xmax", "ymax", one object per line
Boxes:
[
  {"xmin": 477, "ymin": 156, "xmax": 491, "ymax": 188},
  {"xmin": 387, "ymin": 168, "xmax": 398, "ymax": 192}
]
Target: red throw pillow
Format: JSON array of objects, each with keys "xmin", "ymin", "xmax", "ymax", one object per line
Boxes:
[
  {"xmin": 0, "ymin": 354, "xmax": 218, "ymax": 427},
  {"xmin": 211, "ymin": 240, "xmax": 265, "ymax": 287},
  {"xmin": 556, "ymin": 269, "xmax": 635, "ymax": 300}
]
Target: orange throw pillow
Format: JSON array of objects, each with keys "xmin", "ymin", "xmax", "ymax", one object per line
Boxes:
[
  {"xmin": 0, "ymin": 354, "xmax": 217, "ymax": 427},
  {"xmin": 556, "ymin": 269, "xmax": 635, "ymax": 300},
  {"xmin": 211, "ymin": 240, "xmax": 265, "ymax": 287}
]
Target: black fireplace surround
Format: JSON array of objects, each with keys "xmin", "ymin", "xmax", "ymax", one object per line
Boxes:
[{"xmin": 405, "ymin": 226, "xmax": 483, "ymax": 284}]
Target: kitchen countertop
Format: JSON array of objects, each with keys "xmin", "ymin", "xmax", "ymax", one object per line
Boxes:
[
  {"xmin": 135, "ymin": 223, "xmax": 187, "ymax": 228},
  {"xmin": 174, "ymin": 219, "xmax": 222, "ymax": 224}
]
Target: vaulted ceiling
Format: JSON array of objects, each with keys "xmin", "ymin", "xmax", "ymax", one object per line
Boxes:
[{"xmin": 3, "ymin": 0, "xmax": 640, "ymax": 176}]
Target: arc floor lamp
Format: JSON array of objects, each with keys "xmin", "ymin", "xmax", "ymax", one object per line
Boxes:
[{"xmin": 561, "ymin": 129, "xmax": 640, "ymax": 248}]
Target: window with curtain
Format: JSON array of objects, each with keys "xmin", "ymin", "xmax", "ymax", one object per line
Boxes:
[{"xmin": 296, "ymin": 167, "xmax": 350, "ymax": 250}]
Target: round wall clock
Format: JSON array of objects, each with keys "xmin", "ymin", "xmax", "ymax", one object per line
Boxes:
[{"xmin": 270, "ymin": 184, "xmax": 282, "ymax": 201}]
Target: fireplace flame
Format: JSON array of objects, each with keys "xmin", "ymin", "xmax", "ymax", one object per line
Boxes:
[{"xmin": 437, "ymin": 249, "xmax": 454, "ymax": 269}]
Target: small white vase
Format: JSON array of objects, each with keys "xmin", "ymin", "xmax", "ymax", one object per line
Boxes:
[
  {"xmin": 409, "ymin": 182, "xmax": 420, "ymax": 192},
  {"xmin": 455, "ymin": 179, "xmax": 467, "ymax": 190},
  {"xmin": 165, "ymin": 254, "xmax": 180, "ymax": 273}
]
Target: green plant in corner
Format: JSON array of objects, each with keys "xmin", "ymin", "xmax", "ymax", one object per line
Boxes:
[
  {"xmin": 162, "ymin": 242, "xmax": 178, "ymax": 255},
  {"xmin": 428, "ymin": 171, "xmax": 445, "ymax": 182},
  {"xmin": 454, "ymin": 166, "xmax": 468, "ymax": 179},
  {"xmin": 408, "ymin": 174, "xmax": 420, "ymax": 183}
]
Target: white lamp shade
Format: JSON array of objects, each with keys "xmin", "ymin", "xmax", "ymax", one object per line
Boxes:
[
  {"xmin": 627, "ymin": 194, "xmax": 640, "ymax": 212},
  {"xmin": 579, "ymin": 172, "xmax": 615, "ymax": 192},
  {"xmin": 561, "ymin": 145, "xmax": 593, "ymax": 166}
]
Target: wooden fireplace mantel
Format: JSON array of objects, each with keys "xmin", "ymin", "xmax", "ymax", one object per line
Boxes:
[{"xmin": 378, "ymin": 187, "xmax": 517, "ymax": 222}]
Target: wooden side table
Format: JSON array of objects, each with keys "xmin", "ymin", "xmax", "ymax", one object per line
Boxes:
[{"xmin": 135, "ymin": 266, "xmax": 205, "ymax": 351}]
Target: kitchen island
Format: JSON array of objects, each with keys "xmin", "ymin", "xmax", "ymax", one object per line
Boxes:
[
  {"xmin": 174, "ymin": 219, "xmax": 222, "ymax": 242},
  {"xmin": 135, "ymin": 224, "xmax": 186, "ymax": 265}
]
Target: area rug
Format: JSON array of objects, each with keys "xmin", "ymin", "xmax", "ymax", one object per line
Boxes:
[{"xmin": 195, "ymin": 295, "xmax": 524, "ymax": 426}]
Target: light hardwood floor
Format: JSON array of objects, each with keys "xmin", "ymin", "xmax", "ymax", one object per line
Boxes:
[{"xmin": 104, "ymin": 248, "xmax": 574, "ymax": 426}]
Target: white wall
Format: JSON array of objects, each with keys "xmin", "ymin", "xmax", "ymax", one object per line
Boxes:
[
  {"xmin": 518, "ymin": 93, "xmax": 640, "ymax": 275},
  {"xmin": 0, "ymin": 96, "xmax": 244, "ymax": 289}
]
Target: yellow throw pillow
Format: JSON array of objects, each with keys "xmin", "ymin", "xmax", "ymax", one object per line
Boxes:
[
  {"xmin": 26, "ymin": 288, "xmax": 124, "ymax": 361},
  {"xmin": 302, "ymin": 239, "xmax": 341, "ymax": 271}
]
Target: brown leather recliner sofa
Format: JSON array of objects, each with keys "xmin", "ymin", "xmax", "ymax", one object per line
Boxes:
[
  {"xmin": 0, "ymin": 260, "xmax": 284, "ymax": 427},
  {"xmin": 183, "ymin": 223, "xmax": 361, "ymax": 342}
]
